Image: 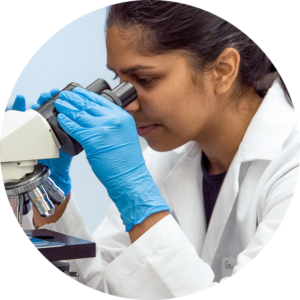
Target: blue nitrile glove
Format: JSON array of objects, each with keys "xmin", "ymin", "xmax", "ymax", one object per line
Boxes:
[
  {"xmin": 12, "ymin": 95, "xmax": 26, "ymax": 111},
  {"xmin": 12, "ymin": 90, "xmax": 72, "ymax": 196},
  {"xmin": 54, "ymin": 87, "xmax": 170, "ymax": 231}
]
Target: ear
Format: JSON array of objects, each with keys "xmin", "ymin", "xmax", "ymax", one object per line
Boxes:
[{"xmin": 213, "ymin": 48, "xmax": 240, "ymax": 95}]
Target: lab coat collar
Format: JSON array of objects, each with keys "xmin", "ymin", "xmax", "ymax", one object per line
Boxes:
[
  {"xmin": 238, "ymin": 78, "xmax": 295, "ymax": 162},
  {"xmin": 172, "ymin": 141, "xmax": 195, "ymax": 154}
]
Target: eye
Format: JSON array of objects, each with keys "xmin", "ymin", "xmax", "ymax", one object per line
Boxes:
[
  {"xmin": 113, "ymin": 73, "xmax": 155, "ymax": 86},
  {"xmin": 136, "ymin": 77, "xmax": 154, "ymax": 85}
]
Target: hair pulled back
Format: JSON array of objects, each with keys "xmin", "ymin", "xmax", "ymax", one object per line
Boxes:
[{"xmin": 106, "ymin": 0, "xmax": 288, "ymax": 99}]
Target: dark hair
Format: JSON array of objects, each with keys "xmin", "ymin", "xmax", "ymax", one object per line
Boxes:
[{"xmin": 106, "ymin": 0, "xmax": 290, "ymax": 99}]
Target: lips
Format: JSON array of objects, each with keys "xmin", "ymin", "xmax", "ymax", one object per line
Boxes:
[{"xmin": 136, "ymin": 124, "xmax": 159, "ymax": 137}]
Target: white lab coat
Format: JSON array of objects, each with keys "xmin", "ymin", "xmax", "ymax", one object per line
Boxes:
[{"xmin": 40, "ymin": 79, "xmax": 300, "ymax": 299}]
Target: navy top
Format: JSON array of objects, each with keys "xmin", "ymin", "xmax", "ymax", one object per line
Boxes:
[{"xmin": 201, "ymin": 152, "xmax": 227, "ymax": 227}]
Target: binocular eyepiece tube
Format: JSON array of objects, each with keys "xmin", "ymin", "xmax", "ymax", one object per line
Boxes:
[{"xmin": 37, "ymin": 78, "xmax": 137, "ymax": 157}]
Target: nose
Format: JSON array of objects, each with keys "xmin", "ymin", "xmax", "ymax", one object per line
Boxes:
[{"xmin": 125, "ymin": 98, "xmax": 140, "ymax": 113}]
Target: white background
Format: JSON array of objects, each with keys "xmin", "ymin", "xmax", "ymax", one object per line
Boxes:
[{"xmin": 4, "ymin": 6, "xmax": 147, "ymax": 233}]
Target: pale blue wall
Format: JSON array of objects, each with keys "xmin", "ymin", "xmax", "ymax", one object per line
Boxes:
[{"xmin": 7, "ymin": 7, "xmax": 147, "ymax": 233}]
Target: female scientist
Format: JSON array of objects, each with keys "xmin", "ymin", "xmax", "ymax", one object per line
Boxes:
[{"xmin": 15, "ymin": 1, "xmax": 299, "ymax": 298}]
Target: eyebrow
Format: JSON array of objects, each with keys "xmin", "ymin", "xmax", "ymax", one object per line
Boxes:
[{"xmin": 106, "ymin": 64, "xmax": 155, "ymax": 74}]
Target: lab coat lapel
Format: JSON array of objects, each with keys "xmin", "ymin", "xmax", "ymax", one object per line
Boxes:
[
  {"xmin": 201, "ymin": 78, "xmax": 295, "ymax": 265},
  {"xmin": 161, "ymin": 79, "xmax": 294, "ymax": 265},
  {"xmin": 163, "ymin": 143, "xmax": 206, "ymax": 256},
  {"xmin": 201, "ymin": 153, "xmax": 241, "ymax": 266}
]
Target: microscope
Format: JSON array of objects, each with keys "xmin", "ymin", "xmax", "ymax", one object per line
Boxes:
[
  {"xmin": 0, "ymin": 78, "xmax": 137, "ymax": 276},
  {"xmin": 1, "ymin": 78, "xmax": 137, "ymax": 224}
]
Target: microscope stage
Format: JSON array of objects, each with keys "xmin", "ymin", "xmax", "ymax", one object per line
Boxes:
[{"xmin": 25, "ymin": 229, "xmax": 96, "ymax": 261}]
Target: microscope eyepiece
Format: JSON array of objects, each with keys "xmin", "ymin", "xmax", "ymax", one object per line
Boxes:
[
  {"xmin": 114, "ymin": 81, "xmax": 138, "ymax": 107},
  {"xmin": 100, "ymin": 81, "xmax": 138, "ymax": 108}
]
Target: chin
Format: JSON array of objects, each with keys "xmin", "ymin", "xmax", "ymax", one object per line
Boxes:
[
  {"xmin": 146, "ymin": 137, "xmax": 186, "ymax": 152},
  {"xmin": 143, "ymin": 126, "xmax": 191, "ymax": 152}
]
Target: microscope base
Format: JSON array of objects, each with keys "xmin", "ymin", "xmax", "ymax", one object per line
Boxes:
[{"xmin": 51, "ymin": 261, "xmax": 80, "ymax": 277}]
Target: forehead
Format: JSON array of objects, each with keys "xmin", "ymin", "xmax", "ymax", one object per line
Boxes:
[
  {"xmin": 106, "ymin": 26, "xmax": 135, "ymax": 54},
  {"xmin": 106, "ymin": 26, "xmax": 188, "ymax": 72}
]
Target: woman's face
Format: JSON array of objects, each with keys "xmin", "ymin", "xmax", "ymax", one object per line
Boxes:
[{"xmin": 106, "ymin": 26, "xmax": 221, "ymax": 151}]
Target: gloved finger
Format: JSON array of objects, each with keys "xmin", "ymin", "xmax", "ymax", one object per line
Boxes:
[
  {"xmin": 55, "ymin": 100, "xmax": 94, "ymax": 127},
  {"xmin": 50, "ymin": 88, "xmax": 60, "ymax": 97},
  {"xmin": 55, "ymin": 99, "xmax": 93, "ymax": 121},
  {"xmin": 54, "ymin": 95, "xmax": 112, "ymax": 117},
  {"xmin": 57, "ymin": 113, "xmax": 85, "ymax": 142},
  {"xmin": 55, "ymin": 99, "xmax": 109, "ymax": 128},
  {"xmin": 39, "ymin": 149, "xmax": 72, "ymax": 172},
  {"xmin": 38, "ymin": 88, "xmax": 60, "ymax": 105},
  {"xmin": 59, "ymin": 90, "xmax": 89, "ymax": 111},
  {"xmin": 37, "ymin": 92, "xmax": 53, "ymax": 106},
  {"xmin": 30, "ymin": 103, "xmax": 41, "ymax": 110},
  {"xmin": 82, "ymin": 112, "xmax": 122, "ymax": 129},
  {"xmin": 30, "ymin": 92, "xmax": 52, "ymax": 110},
  {"xmin": 30, "ymin": 88, "xmax": 59, "ymax": 110},
  {"xmin": 12, "ymin": 95, "xmax": 26, "ymax": 111},
  {"xmin": 58, "ymin": 92, "xmax": 111, "ymax": 116},
  {"xmin": 55, "ymin": 99, "xmax": 81, "ymax": 114},
  {"xmin": 58, "ymin": 148, "xmax": 72, "ymax": 162},
  {"xmin": 73, "ymin": 87, "xmax": 122, "ymax": 110},
  {"xmin": 83, "ymin": 101, "xmax": 112, "ymax": 117}
]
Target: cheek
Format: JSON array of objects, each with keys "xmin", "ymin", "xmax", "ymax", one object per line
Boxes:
[
  {"xmin": 143, "ymin": 101, "xmax": 206, "ymax": 151},
  {"xmin": 159, "ymin": 88, "xmax": 206, "ymax": 131},
  {"xmin": 136, "ymin": 78, "xmax": 209, "ymax": 151}
]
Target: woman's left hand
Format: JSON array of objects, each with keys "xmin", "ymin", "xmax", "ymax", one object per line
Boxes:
[{"xmin": 55, "ymin": 87, "xmax": 169, "ymax": 232}]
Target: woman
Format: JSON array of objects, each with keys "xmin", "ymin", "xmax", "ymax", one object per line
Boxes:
[{"xmin": 17, "ymin": 1, "xmax": 299, "ymax": 298}]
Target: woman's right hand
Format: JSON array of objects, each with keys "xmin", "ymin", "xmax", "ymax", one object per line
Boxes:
[
  {"xmin": 12, "ymin": 90, "xmax": 73, "ymax": 213},
  {"xmin": 12, "ymin": 89, "xmax": 73, "ymax": 226}
]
